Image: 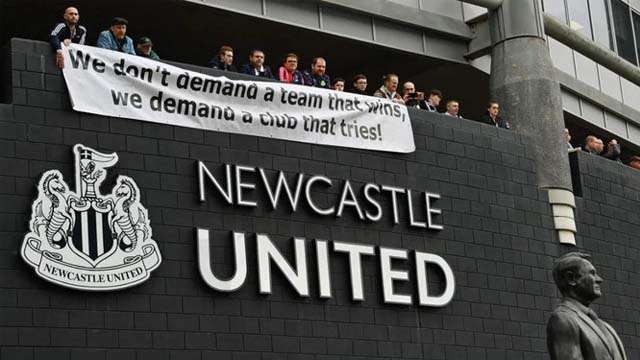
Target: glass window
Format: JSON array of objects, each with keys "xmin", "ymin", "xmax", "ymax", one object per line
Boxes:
[
  {"xmin": 611, "ymin": 0, "xmax": 637, "ymax": 65},
  {"xmin": 567, "ymin": 0, "xmax": 593, "ymax": 39},
  {"xmin": 543, "ymin": 0, "xmax": 567, "ymax": 23},
  {"xmin": 589, "ymin": 0, "xmax": 614, "ymax": 49},
  {"xmin": 634, "ymin": 12, "xmax": 640, "ymax": 65}
]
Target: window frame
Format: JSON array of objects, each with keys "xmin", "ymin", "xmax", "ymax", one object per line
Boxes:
[{"xmin": 545, "ymin": 0, "xmax": 640, "ymax": 67}]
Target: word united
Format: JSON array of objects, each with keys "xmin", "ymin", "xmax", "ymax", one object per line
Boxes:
[{"xmin": 197, "ymin": 162, "xmax": 454, "ymax": 307}]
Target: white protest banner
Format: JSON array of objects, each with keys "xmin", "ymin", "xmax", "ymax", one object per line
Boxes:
[{"xmin": 61, "ymin": 44, "xmax": 415, "ymax": 153}]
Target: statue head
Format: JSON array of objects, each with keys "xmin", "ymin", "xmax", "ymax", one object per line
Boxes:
[{"xmin": 552, "ymin": 252, "xmax": 603, "ymax": 306}]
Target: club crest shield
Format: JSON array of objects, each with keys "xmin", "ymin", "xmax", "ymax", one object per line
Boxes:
[{"xmin": 21, "ymin": 144, "xmax": 162, "ymax": 291}]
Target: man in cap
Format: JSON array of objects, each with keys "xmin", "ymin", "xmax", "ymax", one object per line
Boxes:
[
  {"xmin": 135, "ymin": 37, "xmax": 160, "ymax": 60},
  {"xmin": 49, "ymin": 6, "xmax": 87, "ymax": 69},
  {"xmin": 97, "ymin": 17, "xmax": 135, "ymax": 55}
]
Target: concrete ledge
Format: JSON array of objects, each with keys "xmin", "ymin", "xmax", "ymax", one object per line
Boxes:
[
  {"xmin": 558, "ymin": 230, "xmax": 576, "ymax": 245},
  {"xmin": 547, "ymin": 188, "xmax": 576, "ymax": 207},
  {"xmin": 557, "ymin": 70, "xmax": 640, "ymax": 134},
  {"xmin": 553, "ymin": 215, "xmax": 577, "ymax": 232},
  {"xmin": 318, "ymin": 0, "xmax": 474, "ymax": 40},
  {"xmin": 552, "ymin": 204, "xmax": 574, "ymax": 218}
]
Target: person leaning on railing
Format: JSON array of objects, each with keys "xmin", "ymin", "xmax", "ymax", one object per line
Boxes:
[
  {"xmin": 49, "ymin": 6, "xmax": 87, "ymax": 69},
  {"xmin": 349, "ymin": 74, "xmax": 368, "ymax": 96},
  {"xmin": 278, "ymin": 53, "xmax": 305, "ymax": 85},
  {"xmin": 444, "ymin": 100, "xmax": 461, "ymax": 118},
  {"xmin": 96, "ymin": 17, "xmax": 135, "ymax": 55},
  {"xmin": 135, "ymin": 37, "xmax": 160, "ymax": 60},
  {"xmin": 423, "ymin": 89, "xmax": 442, "ymax": 112},
  {"xmin": 208, "ymin": 45, "xmax": 237, "ymax": 72},
  {"xmin": 481, "ymin": 101, "xmax": 510, "ymax": 129},
  {"xmin": 240, "ymin": 49, "xmax": 275, "ymax": 79},
  {"xmin": 373, "ymin": 74, "xmax": 404, "ymax": 105},
  {"xmin": 332, "ymin": 78, "xmax": 345, "ymax": 92},
  {"xmin": 302, "ymin": 57, "xmax": 331, "ymax": 89},
  {"xmin": 582, "ymin": 135, "xmax": 621, "ymax": 162}
]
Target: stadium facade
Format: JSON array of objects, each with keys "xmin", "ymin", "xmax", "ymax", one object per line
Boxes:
[{"xmin": 1, "ymin": 0, "xmax": 640, "ymax": 359}]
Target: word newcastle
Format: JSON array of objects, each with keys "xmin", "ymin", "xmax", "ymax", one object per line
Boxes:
[{"xmin": 198, "ymin": 162, "xmax": 443, "ymax": 229}]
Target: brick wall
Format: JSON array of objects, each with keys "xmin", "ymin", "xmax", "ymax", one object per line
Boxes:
[{"xmin": 0, "ymin": 38, "xmax": 638, "ymax": 360}]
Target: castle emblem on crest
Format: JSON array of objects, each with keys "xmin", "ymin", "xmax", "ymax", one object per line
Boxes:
[{"xmin": 21, "ymin": 144, "xmax": 162, "ymax": 291}]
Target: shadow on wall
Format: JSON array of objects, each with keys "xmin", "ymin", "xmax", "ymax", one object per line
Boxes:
[{"xmin": 1, "ymin": 43, "xmax": 10, "ymax": 103}]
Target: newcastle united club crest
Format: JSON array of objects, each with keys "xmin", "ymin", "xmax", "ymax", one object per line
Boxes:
[{"xmin": 21, "ymin": 144, "xmax": 162, "ymax": 291}]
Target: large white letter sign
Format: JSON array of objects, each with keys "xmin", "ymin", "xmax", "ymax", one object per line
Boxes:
[
  {"xmin": 379, "ymin": 247, "xmax": 412, "ymax": 305},
  {"xmin": 197, "ymin": 229, "xmax": 247, "ymax": 292},
  {"xmin": 415, "ymin": 252, "xmax": 455, "ymax": 307},
  {"xmin": 333, "ymin": 242, "xmax": 375, "ymax": 301},
  {"xmin": 257, "ymin": 234, "xmax": 310, "ymax": 297}
]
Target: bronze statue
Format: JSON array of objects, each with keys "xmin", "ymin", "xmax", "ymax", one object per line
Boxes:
[{"xmin": 547, "ymin": 252, "xmax": 627, "ymax": 360}]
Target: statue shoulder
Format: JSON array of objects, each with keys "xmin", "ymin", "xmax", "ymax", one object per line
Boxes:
[{"xmin": 548, "ymin": 305, "xmax": 580, "ymax": 336}]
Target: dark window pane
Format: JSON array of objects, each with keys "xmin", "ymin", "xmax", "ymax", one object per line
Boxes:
[
  {"xmin": 544, "ymin": 0, "xmax": 567, "ymax": 23},
  {"xmin": 568, "ymin": 0, "xmax": 593, "ymax": 39},
  {"xmin": 634, "ymin": 12, "xmax": 640, "ymax": 64},
  {"xmin": 589, "ymin": 0, "xmax": 614, "ymax": 49},
  {"xmin": 611, "ymin": 0, "xmax": 637, "ymax": 65}
]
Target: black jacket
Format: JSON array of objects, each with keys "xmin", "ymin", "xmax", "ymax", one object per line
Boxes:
[
  {"xmin": 405, "ymin": 98, "xmax": 430, "ymax": 110},
  {"xmin": 481, "ymin": 114, "xmax": 510, "ymax": 129},
  {"xmin": 240, "ymin": 64, "xmax": 275, "ymax": 79},
  {"xmin": 50, "ymin": 22, "xmax": 87, "ymax": 51},
  {"xmin": 349, "ymin": 88, "xmax": 368, "ymax": 96},
  {"xmin": 208, "ymin": 57, "xmax": 237, "ymax": 72},
  {"xmin": 302, "ymin": 71, "xmax": 331, "ymax": 89}
]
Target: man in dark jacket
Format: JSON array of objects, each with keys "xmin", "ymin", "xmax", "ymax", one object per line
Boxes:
[
  {"xmin": 303, "ymin": 57, "xmax": 331, "ymax": 89},
  {"xmin": 402, "ymin": 81, "xmax": 430, "ymax": 109},
  {"xmin": 349, "ymin": 74, "xmax": 368, "ymax": 96},
  {"xmin": 135, "ymin": 37, "xmax": 160, "ymax": 60},
  {"xmin": 583, "ymin": 135, "xmax": 621, "ymax": 162},
  {"xmin": 240, "ymin": 49, "xmax": 274, "ymax": 79},
  {"xmin": 481, "ymin": 101, "xmax": 510, "ymax": 129},
  {"xmin": 49, "ymin": 6, "xmax": 87, "ymax": 69},
  {"xmin": 208, "ymin": 45, "xmax": 237, "ymax": 72}
]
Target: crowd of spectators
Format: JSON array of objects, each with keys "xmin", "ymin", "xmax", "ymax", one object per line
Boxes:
[
  {"xmin": 563, "ymin": 128, "xmax": 640, "ymax": 170},
  {"xmin": 49, "ymin": 7, "xmax": 508, "ymax": 124},
  {"xmin": 51, "ymin": 9, "xmax": 161, "ymax": 67},
  {"xmin": 48, "ymin": 6, "xmax": 640, "ymax": 172}
]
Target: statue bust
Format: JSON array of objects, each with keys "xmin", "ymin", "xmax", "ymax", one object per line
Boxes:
[{"xmin": 547, "ymin": 252, "xmax": 627, "ymax": 360}]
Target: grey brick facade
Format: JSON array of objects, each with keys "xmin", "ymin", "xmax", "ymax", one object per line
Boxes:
[{"xmin": 0, "ymin": 39, "xmax": 639, "ymax": 359}]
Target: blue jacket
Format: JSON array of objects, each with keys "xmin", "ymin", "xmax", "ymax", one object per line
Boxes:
[{"xmin": 97, "ymin": 30, "xmax": 135, "ymax": 55}]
